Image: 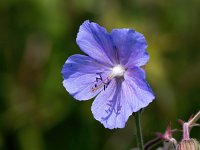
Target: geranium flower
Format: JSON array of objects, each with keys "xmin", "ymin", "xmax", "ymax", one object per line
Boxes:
[{"xmin": 62, "ymin": 20, "xmax": 155, "ymax": 129}]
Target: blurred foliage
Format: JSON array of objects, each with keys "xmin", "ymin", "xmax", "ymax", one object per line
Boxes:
[{"xmin": 0, "ymin": 0, "xmax": 200, "ymax": 149}]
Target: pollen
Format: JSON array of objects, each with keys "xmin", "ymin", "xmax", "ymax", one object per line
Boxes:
[{"xmin": 111, "ymin": 65, "xmax": 125, "ymax": 77}]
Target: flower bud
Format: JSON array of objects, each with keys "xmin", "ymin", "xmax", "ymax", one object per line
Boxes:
[{"xmin": 176, "ymin": 139, "xmax": 200, "ymax": 150}]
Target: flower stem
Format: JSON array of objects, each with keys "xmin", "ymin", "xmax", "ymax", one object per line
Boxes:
[
  {"xmin": 135, "ymin": 111, "xmax": 144, "ymax": 150},
  {"xmin": 144, "ymin": 137, "xmax": 161, "ymax": 150}
]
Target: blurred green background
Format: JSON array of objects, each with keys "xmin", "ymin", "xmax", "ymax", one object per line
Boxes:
[{"xmin": 0, "ymin": 0, "xmax": 199, "ymax": 149}]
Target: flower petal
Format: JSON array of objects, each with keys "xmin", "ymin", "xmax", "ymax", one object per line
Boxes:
[
  {"xmin": 111, "ymin": 29, "xmax": 149, "ymax": 67},
  {"xmin": 76, "ymin": 20, "xmax": 117, "ymax": 66},
  {"xmin": 91, "ymin": 79, "xmax": 122, "ymax": 129},
  {"xmin": 62, "ymin": 54, "xmax": 108, "ymax": 100},
  {"xmin": 124, "ymin": 67, "xmax": 155, "ymax": 110},
  {"xmin": 91, "ymin": 70, "xmax": 154, "ymax": 129},
  {"xmin": 91, "ymin": 79, "xmax": 133, "ymax": 129}
]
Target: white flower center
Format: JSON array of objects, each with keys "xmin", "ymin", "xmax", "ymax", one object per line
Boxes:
[{"xmin": 111, "ymin": 65, "xmax": 125, "ymax": 77}]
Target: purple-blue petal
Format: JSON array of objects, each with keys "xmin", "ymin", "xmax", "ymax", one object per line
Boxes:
[
  {"xmin": 111, "ymin": 29, "xmax": 149, "ymax": 67},
  {"xmin": 62, "ymin": 54, "xmax": 108, "ymax": 100},
  {"xmin": 124, "ymin": 67, "xmax": 155, "ymax": 109},
  {"xmin": 91, "ymin": 79, "xmax": 126, "ymax": 129},
  {"xmin": 76, "ymin": 20, "xmax": 117, "ymax": 66},
  {"xmin": 91, "ymin": 70, "xmax": 154, "ymax": 129},
  {"xmin": 62, "ymin": 54, "xmax": 106, "ymax": 79}
]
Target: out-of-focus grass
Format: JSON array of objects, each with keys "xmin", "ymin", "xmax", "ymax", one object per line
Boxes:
[{"xmin": 0, "ymin": 0, "xmax": 199, "ymax": 149}]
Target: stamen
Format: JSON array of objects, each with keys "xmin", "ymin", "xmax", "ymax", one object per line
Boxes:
[
  {"xmin": 96, "ymin": 72, "xmax": 103, "ymax": 82},
  {"xmin": 91, "ymin": 65, "xmax": 125, "ymax": 92},
  {"xmin": 91, "ymin": 76, "xmax": 111, "ymax": 92}
]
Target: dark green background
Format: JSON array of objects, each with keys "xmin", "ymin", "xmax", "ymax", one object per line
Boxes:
[{"xmin": 0, "ymin": 0, "xmax": 199, "ymax": 149}]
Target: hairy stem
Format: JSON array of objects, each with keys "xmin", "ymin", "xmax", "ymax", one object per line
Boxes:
[{"xmin": 183, "ymin": 123, "xmax": 190, "ymax": 140}]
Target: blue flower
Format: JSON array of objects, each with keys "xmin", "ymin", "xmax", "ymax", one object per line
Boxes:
[{"xmin": 62, "ymin": 20, "xmax": 155, "ymax": 129}]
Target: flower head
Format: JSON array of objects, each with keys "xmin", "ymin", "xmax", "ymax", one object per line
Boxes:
[
  {"xmin": 176, "ymin": 139, "xmax": 200, "ymax": 150},
  {"xmin": 62, "ymin": 20, "xmax": 155, "ymax": 129},
  {"xmin": 156, "ymin": 125, "xmax": 176, "ymax": 142},
  {"xmin": 155, "ymin": 125, "xmax": 178, "ymax": 149}
]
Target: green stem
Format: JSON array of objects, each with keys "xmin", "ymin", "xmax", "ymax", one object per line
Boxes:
[{"xmin": 135, "ymin": 111, "xmax": 144, "ymax": 150}]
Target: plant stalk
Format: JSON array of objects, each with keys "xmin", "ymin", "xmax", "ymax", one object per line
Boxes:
[{"xmin": 135, "ymin": 111, "xmax": 144, "ymax": 150}]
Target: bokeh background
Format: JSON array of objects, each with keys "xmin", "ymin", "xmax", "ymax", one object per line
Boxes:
[{"xmin": 0, "ymin": 0, "xmax": 200, "ymax": 149}]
